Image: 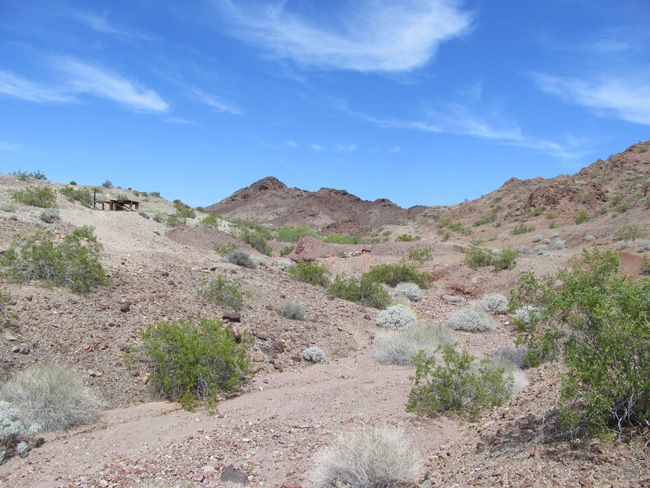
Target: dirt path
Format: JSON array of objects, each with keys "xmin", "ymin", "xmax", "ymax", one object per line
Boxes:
[{"xmin": 0, "ymin": 353, "xmax": 458, "ymax": 487}]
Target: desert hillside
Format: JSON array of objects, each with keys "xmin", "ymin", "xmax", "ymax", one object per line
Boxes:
[{"xmin": 0, "ymin": 141, "xmax": 648, "ymax": 487}]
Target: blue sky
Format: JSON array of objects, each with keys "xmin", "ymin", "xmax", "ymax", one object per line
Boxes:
[{"xmin": 1, "ymin": 1, "xmax": 649, "ymax": 208}]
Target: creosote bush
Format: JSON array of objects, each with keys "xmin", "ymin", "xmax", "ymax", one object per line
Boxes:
[
  {"xmin": 465, "ymin": 246, "xmax": 517, "ymax": 271},
  {"xmin": 327, "ymin": 275, "xmax": 390, "ymax": 309},
  {"xmin": 447, "ymin": 307, "xmax": 494, "ymax": 332},
  {"xmin": 200, "ymin": 214, "xmax": 220, "ymax": 228},
  {"xmin": 1, "ymin": 226, "xmax": 107, "ymax": 294},
  {"xmin": 0, "ymin": 364, "xmax": 103, "ymax": 432},
  {"xmin": 376, "ymin": 304, "xmax": 416, "ymax": 331},
  {"xmin": 364, "ymin": 263, "xmax": 431, "ymax": 289},
  {"xmin": 288, "ymin": 261, "xmax": 330, "ymax": 287},
  {"xmin": 59, "ymin": 186, "xmax": 92, "ymax": 207},
  {"xmin": 199, "ymin": 276, "xmax": 244, "ymax": 311},
  {"xmin": 407, "ymin": 346, "xmax": 513, "ymax": 419},
  {"xmin": 279, "ymin": 300, "xmax": 305, "ymax": 320},
  {"xmin": 310, "ymin": 426, "xmax": 421, "ymax": 488},
  {"xmin": 141, "ymin": 319, "xmax": 250, "ymax": 409},
  {"xmin": 225, "ymin": 250, "xmax": 256, "ymax": 269},
  {"xmin": 233, "ymin": 219, "xmax": 272, "ymax": 256},
  {"xmin": 276, "ymin": 225, "xmax": 319, "ymax": 242},
  {"xmin": 510, "ymin": 248, "xmax": 650, "ymax": 438},
  {"xmin": 11, "ymin": 186, "xmax": 56, "ymax": 208}
]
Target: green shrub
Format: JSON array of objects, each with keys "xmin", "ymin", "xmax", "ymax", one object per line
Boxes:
[
  {"xmin": 225, "ymin": 250, "xmax": 256, "ymax": 269},
  {"xmin": 327, "ymin": 275, "xmax": 391, "ymax": 309},
  {"xmin": 511, "ymin": 223, "xmax": 534, "ymax": 235},
  {"xmin": 13, "ymin": 170, "xmax": 47, "ymax": 181},
  {"xmin": 231, "ymin": 220, "xmax": 272, "ymax": 255},
  {"xmin": 323, "ymin": 234, "xmax": 366, "ymax": 245},
  {"xmin": 0, "ymin": 203, "xmax": 16, "ymax": 213},
  {"xmin": 406, "ymin": 346, "xmax": 513, "ymax": 419},
  {"xmin": 214, "ymin": 243, "xmax": 237, "ymax": 256},
  {"xmin": 101, "ymin": 180, "xmax": 113, "ymax": 189},
  {"xmin": 11, "ymin": 186, "xmax": 56, "ymax": 208},
  {"xmin": 172, "ymin": 201, "xmax": 195, "ymax": 219},
  {"xmin": 199, "ymin": 276, "xmax": 244, "ymax": 311},
  {"xmin": 288, "ymin": 261, "xmax": 330, "ymax": 287},
  {"xmin": 276, "ymin": 225, "xmax": 319, "ymax": 242},
  {"xmin": 200, "ymin": 214, "xmax": 220, "ymax": 228},
  {"xmin": 149, "ymin": 191, "xmax": 161, "ymax": 198},
  {"xmin": 363, "ymin": 263, "xmax": 431, "ymax": 289},
  {"xmin": 493, "ymin": 248, "xmax": 518, "ymax": 270},
  {"xmin": 39, "ymin": 209, "xmax": 60, "ymax": 223},
  {"xmin": 643, "ymin": 257, "xmax": 650, "ymax": 275},
  {"xmin": 510, "ymin": 248, "xmax": 650, "ymax": 438},
  {"xmin": 166, "ymin": 213, "xmax": 187, "ymax": 228},
  {"xmin": 0, "ymin": 364, "xmax": 103, "ymax": 431},
  {"xmin": 464, "ymin": 246, "xmax": 517, "ymax": 271},
  {"xmin": 1, "ymin": 226, "xmax": 107, "ymax": 294},
  {"xmin": 279, "ymin": 300, "xmax": 305, "ymax": 320},
  {"xmin": 0, "ymin": 291, "xmax": 17, "ymax": 329},
  {"xmin": 141, "ymin": 319, "xmax": 250, "ymax": 409},
  {"xmin": 59, "ymin": 186, "xmax": 92, "ymax": 207},
  {"xmin": 280, "ymin": 245, "xmax": 294, "ymax": 256},
  {"xmin": 574, "ymin": 210, "xmax": 589, "ymax": 225},
  {"xmin": 407, "ymin": 246, "xmax": 432, "ymax": 263},
  {"xmin": 396, "ymin": 233, "xmax": 419, "ymax": 242},
  {"xmin": 615, "ymin": 225, "xmax": 646, "ymax": 241},
  {"xmin": 474, "ymin": 208, "xmax": 499, "ymax": 227}
]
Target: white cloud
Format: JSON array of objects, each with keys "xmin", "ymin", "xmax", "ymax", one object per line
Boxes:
[
  {"xmin": 56, "ymin": 58, "xmax": 169, "ymax": 112},
  {"xmin": 284, "ymin": 139, "xmax": 299, "ymax": 148},
  {"xmin": 389, "ymin": 145, "xmax": 401, "ymax": 153},
  {"xmin": 215, "ymin": 0, "xmax": 472, "ymax": 72},
  {"xmin": 310, "ymin": 143, "xmax": 325, "ymax": 152},
  {"xmin": 0, "ymin": 140, "xmax": 28, "ymax": 155},
  {"xmin": 532, "ymin": 73, "xmax": 650, "ymax": 126},
  {"xmin": 67, "ymin": 10, "xmax": 155, "ymax": 40},
  {"xmin": 336, "ymin": 143, "xmax": 357, "ymax": 153},
  {"xmin": 0, "ymin": 70, "xmax": 72, "ymax": 103},
  {"xmin": 190, "ymin": 87, "xmax": 242, "ymax": 115}
]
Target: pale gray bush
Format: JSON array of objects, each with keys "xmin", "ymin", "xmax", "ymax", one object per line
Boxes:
[
  {"xmin": 441, "ymin": 294, "xmax": 465, "ymax": 303},
  {"xmin": 225, "ymin": 250, "xmax": 256, "ymax": 269},
  {"xmin": 0, "ymin": 203, "xmax": 16, "ymax": 213},
  {"xmin": 553, "ymin": 238, "xmax": 566, "ymax": 249},
  {"xmin": 447, "ymin": 307, "xmax": 494, "ymax": 332},
  {"xmin": 583, "ymin": 234, "xmax": 595, "ymax": 242},
  {"xmin": 515, "ymin": 245, "xmax": 531, "ymax": 254},
  {"xmin": 310, "ymin": 426, "xmax": 421, "ymax": 488},
  {"xmin": 492, "ymin": 345, "xmax": 531, "ymax": 369},
  {"xmin": 512, "ymin": 305, "xmax": 540, "ymax": 325},
  {"xmin": 532, "ymin": 234, "xmax": 544, "ymax": 243},
  {"xmin": 638, "ymin": 240, "xmax": 650, "ymax": 253},
  {"xmin": 1, "ymin": 364, "xmax": 103, "ymax": 432},
  {"xmin": 376, "ymin": 304, "xmax": 416, "ymax": 331},
  {"xmin": 277, "ymin": 259, "xmax": 293, "ymax": 271},
  {"xmin": 481, "ymin": 293, "xmax": 508, "ymax": 315},
  {"xmin": 279, "ymin": 300, "xmax": 305, "ymax": 320},
  {"xmin": 535, "ymin": 244, "xmax": 549, "ymax": 256},
  {"xmin": 374, "ymin": 322, "xmax": 455, "ymax": 365},
  {"xmin": 39, "ymin": 209, "xmax": 60, "ymax": 223},
  {"xmin": 303, "ymin": 346, "xmax": 326, "ymax": 363},
  {"xmin": 394, "ymin": 282, "xmax": 423, "ymax": 302},
  {"xmin": 616, "ymin": 240, "xmax": 629, "ymax": 250}
]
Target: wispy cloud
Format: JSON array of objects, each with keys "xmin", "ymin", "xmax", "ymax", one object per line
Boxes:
[
  {"xmin": 190, "ymin": 87, "xmax": 242, "ymax": 115},
  {"xmin": 532, "ymin": 73, "xmax": 650, "ymax": 126},
  {"xmin": 389, "ymin": 145, "xmax": 401, "ymax": 153},
  {"xmin": 310, "ymin": 143, "xmax": 324, "ymax": 152},
  {"xmin": 0, "ymin": 140, "xmax": 29, "ymax": 155},
  {"xmin": 283, "ymin": 139, "xmax": 298, "ymax": 148},
  {"xmin": 0, "ymin": 70, "xmax": 72, "ymax": 103},
  {"xmin": 69, "ymin": 10, "xmax": 155, "ymax": 40},
  {"xmin": 215, "ymin": 0, "xmax": 472, "ymax": 72},
  {"xmin": 335, "ymin": 143, "xmax": 357, "ymax": 153}
]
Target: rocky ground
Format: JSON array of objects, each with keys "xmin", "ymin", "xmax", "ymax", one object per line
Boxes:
[{"xmin": 0, "ymin": 159, "xmax": 649, "ymax": 487}]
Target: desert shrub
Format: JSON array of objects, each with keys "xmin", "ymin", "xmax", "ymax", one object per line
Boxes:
[
  {"xmin": 447, "ymin": 307, "xmax": 494, "ymax": 332},
  {"xmin": 394, "ymin": 282, "xmax": 423, "ymax": 302},
  {"xmin": 374, "ymin": 322, "xmax": 455, "ymax": 365},
  {"xmin": 553, "ymin": 238, "xmax": 567, "ymax": 250},
  {"xmin": 643, "ymin": 256, "xmax": 650, "ymax": 275},
  {"xmin": 474, "ymin": 208, "xmax": 499, "ymax": 226},
  {"xmin": 491, "ymin": 345, "xmax": 533, "ymax": 370},
  {"xmin": 327, "ymin": 275, "xmax": 390, "ymax": 309},
  {"xmin": 0, "ymin": 292, "xmax": 17, "ymax": 329},
  {"xmin": 141, "ymin": 319, "xmax": 250, "ymax": 409},
  {"xmin": 280, "ymin": 245, "xmax": 294, "ymax": 256},
  {"xmin": 279, "ymin": 300, "xmax": 305, "ymax": 320},
  {"xmin": 303, "ymin": 346, "xmax": 326, "ymax": 363},
  {"xmin": 637, "ymin": 240, "xmax": 650, "ymax": 253},
  {"xmin": 512, "ymin": 223, "xmax": 534, "ymax": 235},
  {"xmin": 493, "ymin": 248, "xmax": 518, "ymax": 270},
  {"xmin": 152, "ymin": 212, "xmax": 167, "ymax": 223},
  {"xmin": 407, "ymin": 346, "xmax": 513, "ymax": 419},
  {"xmin": 363, "ymin": 263, "xmax": 431, "ymax": 289},
  {"xmin": 1, "ymin": 226, "xmax": 107, "ymax": 294},
  {"xmin": 510, "ymin": 248, "xmax": 650, "ymax": 437},
  {"xmin": 481, "ymin": 293, "xmax": 508, "ymax": 315},
  {"xmin": 0, "ymin": 203, "xmax": 16, "ymax": 213},
  {"xmin": 614, "ymin": 225, "xmax": 646, "ymax": 241},
  {"xmin": 276, "ymin": 225, "xmax": 319, "ymax": 242},
  {"xmin": 165, "ymin": 213, "xmax": 187, "ymax": 227},
  {"xmin": 39, "ymin": 209, "xmax": 60, "ymax": 223},
  {"xmin": 511, "ymin": 305, "xmax": 540, "ymax": 326},
  {"xmin": 149, "ymin": 191, "xmax": 161, "ymax": 198},
  {"xmin": 310, "ymin": 426, "xmax": 421, "ymax": 488},
  {"xmin": 406, "ymin": 246, "xmax": 432, "ymax": 263},
  {"xmin": 200, "ymin": 214, "xmax": 220, "ymax": 228},
  {"xmin": 0, "ymin": 400, "xmax": 41, "ymax": 464},
  {"xmin": 199, "ymin": 276, "xmax": 244, "ymax": 311},
  {"xmin": 583, "ymin": 234, "xmax": 595, "ymax": 242},
  {"xmin": 172, "ymin": 201, "xmax": 195, "ymax": 219},
  {"xmin": 396, "ymin": 233, "xmax": 419, "ymax": 242},
  {"xmin": 225, "ymin": 250, "xmax": 256, "ymax": 269},
  {"xmin": 323, "ymin": 234, "xmax": 366, "ymax": 245},
  {"xmin": 574, "ymin": 210, "xmax": 589, "ymax": 224},
  {"xmin": 13, "ymin": 170, "xmax": 47, "ymax": 181},
  {"xmin": 232, "ymin": 219, "xmax": 272, "ymax": 256},
  {"xmin": 59, "ymin": 186, "xmax": 92, "ymax": 207},
  {"xmin": 515, "ymin": 244, "xmax": 531, "ymax": 254},
  {"xmin": 101, "ymin": 180, "xmax": 113, "ymax": 188},
  {"xmin": 464, "ymin": 246, "xmax": 492, "ymax": 268},
  {"xmin": 214, "ymin": 243, "xmax": 237, "ymax": 256},
  {"xmin": 0, "ymin": 364, "xmax": 103, "ymax": 432},
  {"xmin": 288, "ymin": 261, "xmax": 330, "ymax": 287},
  {"xmin": 532, "ymin": 234, "xmax": 544, "ymax": 243},
  {"xmin": 11, "ymin": 186, "xmax": 56, "ymax": 208},
  {"xmin": 138, "ymin": 210, "xmax": 150, "ymax": 219},
  {"xmin": 376, "ymin": 304, "xmax": 416, "ymax": 331}
]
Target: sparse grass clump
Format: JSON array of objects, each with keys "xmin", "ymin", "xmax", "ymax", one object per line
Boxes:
[
  {"xmin": 465, "ymin": 246, "xmax": 517, "ymax": 271},
  {"xmin": 447, "ymin": 307, "xmax": 494, "ymax": 332},
  {"xmin": 376, "ymin": 304, "xmax": 416, "ymax": 331},
  {"xmin": 374, "ymin": 322, "xmax": 455, "ymax": 365},
  {"xmin": 511, "ymin": 248, "xmax": 650, "ymax": 438},
  {"xmin": 288, "ymin": 261, "xmax": 330, "ymax": 287},
  {"xmin": 396, "ymin": 233, "xmax": 420, "ymax": 242},
  {"xmin": 327, "ymin": 275, "xmax": 391, "ymax": 309},
  {"xmin": 11, "ymin": 186, "xmax": 56, "ymax": 208},
  {"xmin": 512, "ymin": 223, "xmax": 534, "ymax": 235},
  {"xmin": 225, "ymin": 250, "xmax": 256, "ymax": 269},
  {"xmin": 407, "ymin": 346, "xmax": 513, "ymax": 419},
  {"xmin": 59, "ymin": 186, "xmax": 92, "ymax": 207},
  {"xmin": 406, "ymin": 246, "xmax": 432, "ymax": 263},
  {"xmin": 199, "ymin": 276, "xmax": 244, "ymax": 311},
  {"xmin": 280, "ymin": 245, "xmax": 294, "ymax": 256},
  {"xmin": 574, "ymin": 210, "xmax": 589, "ymax": 225},
  {"xmin": 310, "ymin": 426, "xmax": 421, "ymax": 488},
  {"xmin": 1, "ymin": 226, "xmax": 107, "ymax": 294},
  {"xmin": 141, "ymin": 319, "xmax": 250, "ymax": 409},
  {"xmin": 276, "ymin": 225, "xmax": 319, "ymax": 242},
  {"xmin": 615, "ymin": 225, "xmax": 646, "ymax": 241},
  {"xmin": 0, "ymin": 292, "xmax": 17, "ymax": 329},
  {"xmin": 363, "ymin": 263, "xmax": 431, "ymax": 289},
  {"xmin": 0, "ymin": 364, "xmax": 103, "ymax": 432},
  {"xmin": 279, "ymin": 300, "xmax": 305, "ymax": 320},
  {"xmin": 323, "ymin": 234, "xmax": 366, "ymax": 245}
]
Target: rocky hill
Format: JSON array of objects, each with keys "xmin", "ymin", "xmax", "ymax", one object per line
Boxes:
[{"xmin": 205, "ymin": 176, "xmax": 426, "ymax": 233}]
